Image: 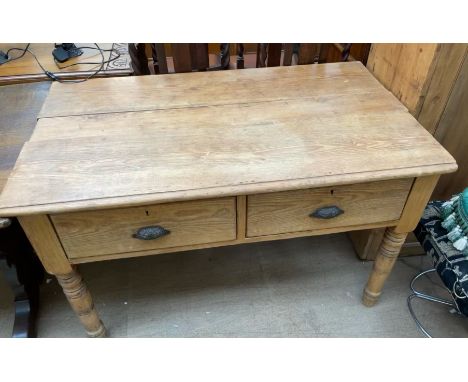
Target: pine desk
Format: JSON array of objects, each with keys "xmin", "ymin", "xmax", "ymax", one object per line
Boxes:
[{"xmin": 0, "ymin": 62, "xmax": 457, "ymax": 337}]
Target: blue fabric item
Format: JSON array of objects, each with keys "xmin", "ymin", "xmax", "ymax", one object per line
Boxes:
[
  {"xmin": 414, "ymin": 200, "xmax": 468, "ymax": 317},
  {"xmin": 440, "ymin": 188, "xmax": 468, "ymax": 253}
]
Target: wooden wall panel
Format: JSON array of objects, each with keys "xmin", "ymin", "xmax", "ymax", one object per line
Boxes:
[
  {"xmin": 366, "ymin": 44, "xmax": 439, "ymax": 116},
  {"xmin": 418, "ymin": 44, "xmax": 468, "ymax": 134},
  {"xmin": 432, "ymin": 53, "xmax": 468, "ymax": 199}
]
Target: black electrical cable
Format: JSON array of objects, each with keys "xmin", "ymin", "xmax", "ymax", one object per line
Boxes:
[
  {"xmin": 0, "ymin": 43, "xmax": 121, "ymax": 84},
  {"xmin": 36, "ymin": 43, "xmax": 106, "ymax": 83},
  {"xmin": 53, "ymin": 46, "xmax": 121, "ymax": 69},
  {"xmin": 2, "ymin": 43, "xmax": 31, "ymax": 63}
]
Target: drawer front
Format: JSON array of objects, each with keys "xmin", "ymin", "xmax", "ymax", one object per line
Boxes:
[
  {"xmin": 246, "ymin": 179, "xmax": 412, "ymax": 237},
  {"xmin": 51, "ymin": 197, "xmax": 236, "ymax": 259}
]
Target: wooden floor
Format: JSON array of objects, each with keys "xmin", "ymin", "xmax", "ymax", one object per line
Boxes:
[{"xmin": 0, "ymin": 43, "xmax": 131, "ymax": 84}]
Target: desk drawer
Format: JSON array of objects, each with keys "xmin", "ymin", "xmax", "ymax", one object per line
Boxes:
[
  {"xmin": 246, "ymin": 179, "xmax": 412, "ymax": 237},
  {"xmin": 51, "ymin": 197, "xmax": 236, "ymax": 259}
]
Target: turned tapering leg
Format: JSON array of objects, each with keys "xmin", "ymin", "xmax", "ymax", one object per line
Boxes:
[
  {"xmin": 362, "ymin": 227, "xmax": 408, "ymax": 307},
  {"xmin": 56, "ymin": 267, "xmax": 106, "ymax": 337}
]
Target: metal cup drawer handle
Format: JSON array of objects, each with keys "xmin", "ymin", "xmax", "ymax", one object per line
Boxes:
[
  {"xmin": 309, "ymin": 205, "xmax": 344, "ymax": 219},
  {"xmin": 132, "ymin": 225, "xmax": 170, "ymax": 240}
]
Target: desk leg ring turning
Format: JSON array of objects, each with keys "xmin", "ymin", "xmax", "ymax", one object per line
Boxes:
[
  {"xmin": 363, "ymin": 227, "xmax": 408, "ymax": 307},
  {"xmin": 56, "ymin": 267, "xmax": 107, "ymax": 338}
]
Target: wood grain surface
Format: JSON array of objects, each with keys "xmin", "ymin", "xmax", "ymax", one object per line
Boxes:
[
  {"xmin": 55, "ymin": 268, "xmax": 106, "ymax": 337},
  {"xmin": 69, "ymin": 220, "xmax": 399, "ymax": 264},
  {"xmin": 38, "ymin": 62, "xmax": 388, "ymax": 118},
  {"xmin": 51, "ymin": 198, "xmax": 236, "ymax": 259},
  {"xmin": 417, "ymin": 44, "xmax": 468, "ymax": 134},
  {"xmin": 0, "ymin": 62, "xmax": 457, "ymax": 216},
  {"xmin": 3, "ymin": 60, "xmax": 458, "ymax": 336},
  {"xmin": 354, "ymin": 44, "xmax": 468, "ymax": 260},
  {"xmin": 0, "ymin": 82, "xmax": 50, "ymax": 191},
  {"xmin": 247, "ymin": 179, "xmax": 412, "ymax": 237},
  {"xmin": 17, "ymin": 215, "xmax": 72, "ymax": 274},
  {"xmin": 395, "ymin": 175, "xmax": 440, "ymax": 233},
  {"xmin": 366, "ymin": 44, "xmax": 439, "ymax": 116},
  {"xmin": 362, "ymin": 227, "xmax": 408, "ymax": 306}
]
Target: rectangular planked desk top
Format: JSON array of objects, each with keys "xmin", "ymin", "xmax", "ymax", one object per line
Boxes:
[{"xmin": 0, "ymin": 62, "xmax": 457, "ymax": 216}]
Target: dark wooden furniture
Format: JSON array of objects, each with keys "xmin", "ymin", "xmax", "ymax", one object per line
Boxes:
[
  {"xmin": 254, "ymin": 43, "xmax": 356, "ymax": 67},
  {"xmin": 129, "ymin": 43, "xmax": 231, "ymax": 75},
  {"xmin": 237, "ymin": 43, "xmax": 370, "ymax": 68},
  {"xmin": 129, "ymin": 43, "xmax": 371, "ymax": 75}
]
